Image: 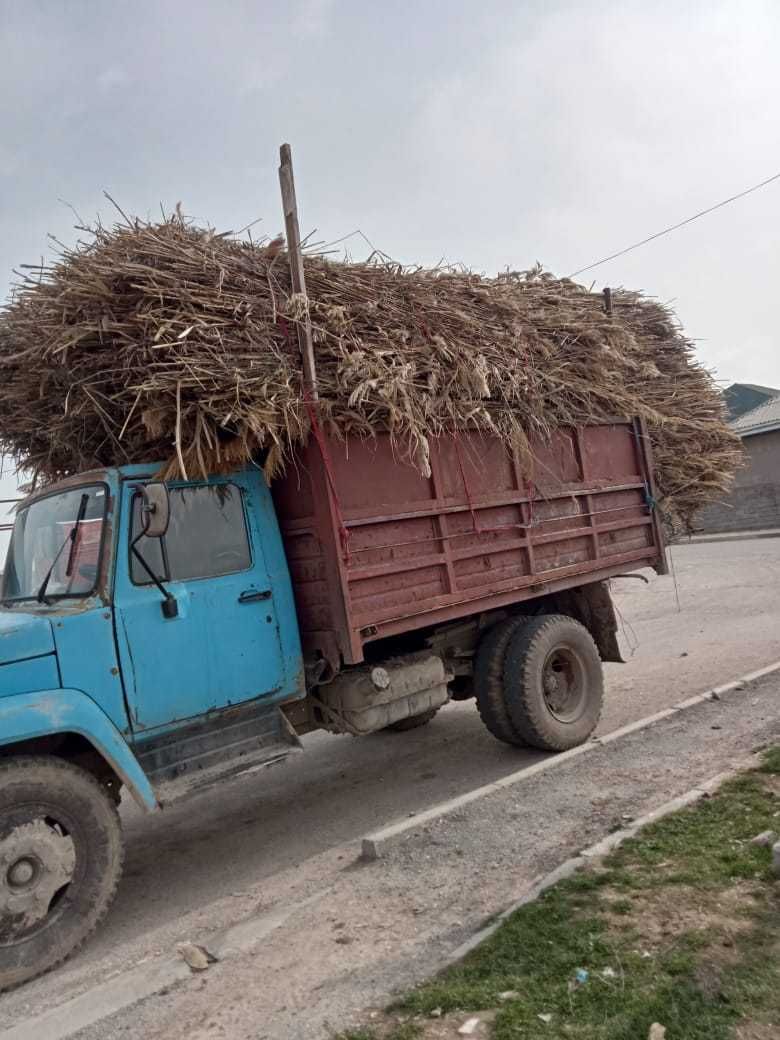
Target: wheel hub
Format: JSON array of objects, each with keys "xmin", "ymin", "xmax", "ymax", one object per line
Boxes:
[
  {"xmin": 543, "ymin": 672, "xmax": 560, "ymax": 696},
  {"xmin": 542, "ymin": 648, "xmax": 586, "ymax": 721},
  {"xmin": 8, "ymin": 856, "xmax": 38, "ymax": 888},
  {"xmin": 0, "ymin": 820, "xmax": 76, "ymax": 938}
]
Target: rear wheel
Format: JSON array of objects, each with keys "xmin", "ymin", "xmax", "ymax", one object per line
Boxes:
[
  {"xmin": 473, "ymin": 616, "xmax": 528, "ymax": 746},
  {"xmin": 503, "ymin": 614, "xmax": 603, "ymax": 751},
  {"xmin": 0, "ymin": 756, "xmax": 123, "ymax": 992},
  {"xmin": 384, "ymin": 707, "xmax": 441, "ymax": 732}
]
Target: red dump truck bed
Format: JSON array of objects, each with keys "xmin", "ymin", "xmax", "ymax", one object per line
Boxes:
[{"xmin": 273, "ymin": 418, "xmax": 666, "ymax": 668}]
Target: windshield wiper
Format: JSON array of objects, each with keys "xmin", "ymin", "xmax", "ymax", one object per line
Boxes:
[{"xmin": 36, "ymin": 493, "xmax": 89, "ymax": 605}]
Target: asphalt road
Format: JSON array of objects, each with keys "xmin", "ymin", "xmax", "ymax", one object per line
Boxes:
[
  {"xmin": 2, "ymin": 535, "xmax": 779, "ymax": 1030},
  {"xmin": 114, "ymin": 668, "xmax": 780, "ymax": 1040},
  {"xmin": 113, "ymin": 537, "xmax": 780, "ymax": 945}
]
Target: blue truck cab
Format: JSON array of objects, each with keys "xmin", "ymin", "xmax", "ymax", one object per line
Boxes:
[{"xmin": 0, "ymin": 464, "xmax": 307, "ymax": 987}]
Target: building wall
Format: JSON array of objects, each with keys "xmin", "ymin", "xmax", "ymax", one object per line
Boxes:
[{"xmin": 696, "ymin": 429, "xmax": 780, "ymax": 532}]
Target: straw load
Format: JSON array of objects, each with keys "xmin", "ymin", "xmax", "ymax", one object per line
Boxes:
[{"xmin": 0, "ymin": 215, "xmax": 740, "ymax": 530}]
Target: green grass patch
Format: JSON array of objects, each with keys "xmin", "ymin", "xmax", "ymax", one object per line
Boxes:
[
  {"xmin": 603, "ymin": 773, "xmax": 778, "ymax": 889},
  {"xmin": 336, "ymin": 1025, "xmax": 422, "ymax": 1040},
  {"xmin": 609, "ymin": 898, "xmax": 633, "ymax": 915},
  {"xmin": 757, "ymin": 744, "xmax": 780, "ymax": 774},
  {"xmin": 387, "ymin": 746, "xmax": 780, "ymax": 1040}
]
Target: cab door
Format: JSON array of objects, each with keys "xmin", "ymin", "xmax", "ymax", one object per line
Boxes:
[{"xmin": 115, "ymin": 477, "xmax": 285, "ymax": 731}]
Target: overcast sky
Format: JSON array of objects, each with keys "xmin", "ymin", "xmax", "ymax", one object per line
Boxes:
[{"xmin": 2, "ymin": 0, "xmax": 780, "ymax": 523}]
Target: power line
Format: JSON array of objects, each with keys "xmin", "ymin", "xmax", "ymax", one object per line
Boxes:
[{"xmin": 568, "ymin": 169, "xmax": 780, "ymax": 279}]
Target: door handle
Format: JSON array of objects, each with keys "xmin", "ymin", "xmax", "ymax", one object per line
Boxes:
[{"xmin": 238, "ymin": 589, "xmax": 272, "ymax": 603}]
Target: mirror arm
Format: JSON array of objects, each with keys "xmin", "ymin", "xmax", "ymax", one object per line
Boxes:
[{"xmin": 130, "ymin": 532, "xmax": 179, "ymax": 619}]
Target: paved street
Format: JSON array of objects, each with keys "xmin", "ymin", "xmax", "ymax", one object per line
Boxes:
[
  {"xmin": 115, "ymin": 537, "xmax": 780, "ymax": 952},
  {"xmin": 1, "ymin": 536, "xmax": 779, "ymax": 1036}
]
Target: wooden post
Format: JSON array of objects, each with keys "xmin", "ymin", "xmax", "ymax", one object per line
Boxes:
[
  {"xmin": 278, "ymin": 143, "xmax": 318, "ymax": 400},
  {"xmin": 603, "ymin": 286, "xmax": 613, "ymax": 315}
]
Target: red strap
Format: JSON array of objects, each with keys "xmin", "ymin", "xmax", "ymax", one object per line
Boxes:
[
  {"xmin": 525, "ymin": 478, "xmax": 537, "ymax": 526},
  {"xmin": 453, "ymin": 434, "xmax": 482, "ymax": 535},
  {"xmin": 454, "ymin": 433, "xmax": 538, "ymax": 536},
  {"xmin": 277, "ymin": 316, "xmax": 351, "ymax": 562},
  {"xmin": 302, "ymin": 390, "xmax": 351, "ymax": 562}
]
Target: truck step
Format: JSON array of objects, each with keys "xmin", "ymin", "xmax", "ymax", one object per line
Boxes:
[{"xmin": 135, "ymin": 700, "xmax": 302, "ymax": 805}]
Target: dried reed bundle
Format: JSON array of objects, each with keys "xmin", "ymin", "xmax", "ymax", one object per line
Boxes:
[{"xmin": 0, "ymin": 215, "xmax": 740, "ymax": 529}]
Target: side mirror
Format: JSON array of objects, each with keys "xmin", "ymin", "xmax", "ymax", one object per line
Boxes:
[
  {"xmin": 130, "ymin": 483, "xmax": 178, "ymax": 620},
  {"xmin": 140, "ymin": 484, "xmax": 170, "ymax": 539}
]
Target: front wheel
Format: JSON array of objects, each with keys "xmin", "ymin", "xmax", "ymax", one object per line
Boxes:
[
  {"xmin": 0, "ymin": 756, "xmax": 123, "ymax": 991},
  {"xmin": 503, "ymin": 615, "xmax": 603, "ymax": 751}
]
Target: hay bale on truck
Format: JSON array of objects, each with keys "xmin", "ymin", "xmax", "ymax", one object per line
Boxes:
[
  {"xmin": 0, "ymin": 216, "xmax": 738, "ymax": 528},
  {"xmin": 0, "ymin": 210, "xmax": 740, "ymax": 988}
]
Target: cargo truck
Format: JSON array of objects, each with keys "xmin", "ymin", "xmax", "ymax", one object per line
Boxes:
[{"xmin": 0, "ymin": 418, "xmax": 665, "ymax": 987}]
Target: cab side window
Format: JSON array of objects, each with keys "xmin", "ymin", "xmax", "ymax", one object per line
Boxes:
[{"xmin": 131, "ymin": 483, "xmax": 251, "ymax": 585}]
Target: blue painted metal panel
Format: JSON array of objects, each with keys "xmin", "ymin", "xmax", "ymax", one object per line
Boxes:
[
  {"xmin": 53, "ymin": 610, "xmax": 129, "ymax": 734},
  {"xmin": 0, "ymin": 471, "xmax": 128, "ymax": 735},
  {"xmin": 243, "ymin": 469, "xmax": 306, "ymax": 698},
  {"xmin": 0, "ymin": 688, "xmax": 157, "ymax": 810},
  {"xmin": 0, "ymin": 612, "xmax": 55, "ymax": 664},
  {"xmin": 0, "ymin": 464, "xmax": 304, "ymax": 779},
  {"xmin": 114, "ymin": 469, "xmax": 304, "ymax": 734},
  {"xmin": 0, "ymin": 655, "xmax": 60, "ymax": 698}
]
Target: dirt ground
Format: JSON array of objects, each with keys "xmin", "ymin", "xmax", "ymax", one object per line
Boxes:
[
  {"xmin": 95, "ymin": 539, "xmax": 780, "ymax": 953},
  {"xmin": 53, "ymin": 669, "xmax": 777, "ymax": 1040},
  {"xmin": 85, "ymin": 539, "xmax": 780, "ymax": 960},
  {"xmin": 1, "ymin": 536, "xmax": 779, "ymax": 1038},
  {"xmin": 357, "ymin": 759, "xmax": 780, "ymax": 1039}
]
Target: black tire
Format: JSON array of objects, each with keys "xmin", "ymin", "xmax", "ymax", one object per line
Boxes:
[
  {"xmin": 503, "ymin": 614, "xmax": 603, "ymax": 751},
  {"xmin": 384, "ymin": 707, "xmax": 441, "ymax": 732},
  {"xmin": 0, "ymin": 756, "xmax": 123, "ymax": 992},
  {"xmin": 473, "ymin": 616, "xmax": 528, "ymax": 746}
]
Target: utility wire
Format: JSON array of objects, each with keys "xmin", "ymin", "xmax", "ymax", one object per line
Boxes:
[{"xmin": 568, "ymin": 169, "xmax": 780, "ymax": 278}]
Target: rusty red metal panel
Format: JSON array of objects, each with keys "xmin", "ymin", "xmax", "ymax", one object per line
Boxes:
[{"xmin": 272, "ymin": 421, "xmax": 665, "ymax": 666}]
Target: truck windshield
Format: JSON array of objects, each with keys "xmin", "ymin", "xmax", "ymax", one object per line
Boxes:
[{"xmin": 1, "ymin": 485, "xmax": 107, "ymax": 603}]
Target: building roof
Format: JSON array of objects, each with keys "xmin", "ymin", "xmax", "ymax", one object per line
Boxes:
[
  {"xmin": 732, "ymin": 382, "xmax": 780, "ymax": 395},
  {"xmin": 731, "ymin": 394, "xmax": 780, "ymax": 437},
  {"xmin": 723, "ymin": 382, "xmax": 780, "ymax": 420}
]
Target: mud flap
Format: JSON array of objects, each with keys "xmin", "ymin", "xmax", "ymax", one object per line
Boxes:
[{"xmin": 555, "ymin": 582, "xmax": 624, "ymax": 664}]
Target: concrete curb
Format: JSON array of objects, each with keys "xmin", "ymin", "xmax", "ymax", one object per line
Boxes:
[
  {"xmin": 442, "ymin": 758, "xmax": 754, "ymax": 968},
  {"xmin": 360, "ymin": 658, "xmax": 780, "ymax": 860},
  {"xmin": 680, "ymin": 529, "xmax": 780, "ymax": 545}
]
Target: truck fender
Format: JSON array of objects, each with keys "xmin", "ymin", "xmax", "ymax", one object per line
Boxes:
[
  {"xmin": 0, "ymin": 688, "xmax": 158, "ymax": 811},
  {"xmin": 553, "ymin": 581, "xmax": 624, "ymax": 664}
]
